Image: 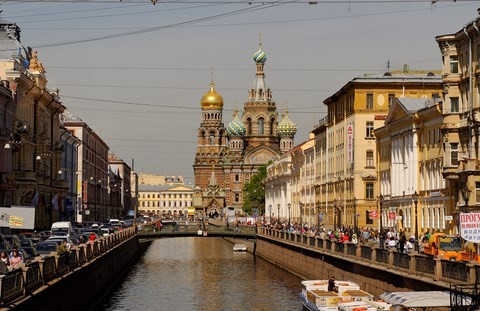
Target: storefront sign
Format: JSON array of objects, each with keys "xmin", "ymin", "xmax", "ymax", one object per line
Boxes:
[
  {"xmin": 460, "ymin": 212, "xmax": 480, "ymax": 242},
  {"xmin": 347, "ymin": 124, "xmax": 353, "ymax": 164}
]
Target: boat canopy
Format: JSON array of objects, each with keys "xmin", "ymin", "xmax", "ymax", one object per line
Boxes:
[{"xmin": 379, "ymin": 291, "xmax": 458, "ymax": 308}]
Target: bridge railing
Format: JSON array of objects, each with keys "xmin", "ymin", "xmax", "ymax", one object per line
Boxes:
[
  {"xmin": 0, "ymin": 227, "xmax": 136, "ymax": 307},
  {"xmin": 258, "ymin": 228, "xmax": 480, "ymax": 286}
]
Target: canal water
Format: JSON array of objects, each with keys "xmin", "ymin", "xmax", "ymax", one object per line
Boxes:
[{"xmin": 94, "ymin": 237, "xmax": 303, "ymax": 311}]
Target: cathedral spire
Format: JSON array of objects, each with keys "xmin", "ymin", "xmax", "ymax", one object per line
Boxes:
[{"xmin": 250, "ymin": 38, "xmax": 271, "ymax": 102}]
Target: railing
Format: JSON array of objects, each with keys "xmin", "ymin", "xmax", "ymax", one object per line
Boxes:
[
  {"xmin": 0, "ymin": 227, "xmax": 136, "ymax": 307},
  {"xmin": 257, "ymin": 228, "xmax": 480, "ymax": 286}
]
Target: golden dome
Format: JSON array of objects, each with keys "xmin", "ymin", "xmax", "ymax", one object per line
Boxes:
[{"xmin": 201, "ymin": 81, "xmax": 223, "ymax": 109}]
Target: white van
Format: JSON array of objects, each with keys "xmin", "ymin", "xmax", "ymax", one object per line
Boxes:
[{"xmin": 51, "ymin": 221, "xmax": 74, "ymax": 238}]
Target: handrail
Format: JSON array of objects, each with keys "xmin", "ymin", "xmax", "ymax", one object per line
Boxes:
[
  {"xmin": 257, "ymin": 228, "xmax": 480, "ymax": 286},
  {"xmin": 0, "ymin": 226, "xmax": 136, "ymax": 307}
]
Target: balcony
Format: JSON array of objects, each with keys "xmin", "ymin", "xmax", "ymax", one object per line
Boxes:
[
  {"xmin": 14, "ymin": 171, "xmax": 36, "ymax": 182},
  {"xmin": 460, "ymin": 159, "xmax": 480, "ymax": 175}
]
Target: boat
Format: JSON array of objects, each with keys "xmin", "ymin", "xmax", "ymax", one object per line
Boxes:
[
  {"xmin": 233, "ymin": 243, "xmax": 247, "ymax": 252},
  {"xmin": 379, "ymin": 291, "xmax": 471, "ymax": 310},
  {"xmin": 300, "ymin": 280, "xmax": 390, "ymax": 311}
]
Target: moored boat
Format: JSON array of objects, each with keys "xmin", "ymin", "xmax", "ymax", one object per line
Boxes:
[
  {"xmin": 233, "ymin": 243, "xmax": 247, "ymax": 251},
  {"xmin": 300, "ymin": 280, "xmax": 390, "ymax": 311}
]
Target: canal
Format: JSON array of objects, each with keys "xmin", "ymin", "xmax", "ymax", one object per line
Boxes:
[{"xmin": 94, "ymin": 237, "xmax": 303, "ymax": 311}]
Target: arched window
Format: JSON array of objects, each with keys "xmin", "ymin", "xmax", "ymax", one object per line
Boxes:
[
  {"xmin": 270, "ymin": 118, "xmax": 275, "ymax": 135},
  {"xmin": 258, "ymin": 117, "xmax": 264, "ymax": 135},
  {"xmin": 210, "ymin": 132, "xmax": 215, "ymax": 145},
  {"xmin": 246, "ymin": 118, "xmax": 252, "ymax": 135}
]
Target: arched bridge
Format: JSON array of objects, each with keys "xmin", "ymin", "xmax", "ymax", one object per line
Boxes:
[{"xmin": 137, "ymin": 222, "xmax": 256, "ymax": 239}]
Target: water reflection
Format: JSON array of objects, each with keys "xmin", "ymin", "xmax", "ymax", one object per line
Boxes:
[{"xmin": 96, "ymin": 237, "xmax": 302, "ymax": 311}]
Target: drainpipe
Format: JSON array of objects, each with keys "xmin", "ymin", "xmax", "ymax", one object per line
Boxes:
[{"xmin": 464, "ymin": 26, "xmax": 473, "ymax": 159}]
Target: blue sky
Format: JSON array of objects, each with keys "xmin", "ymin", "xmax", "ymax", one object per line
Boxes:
[{"xmin": 2, "ymin": 0, "xmax": 478, "ymax": 184}]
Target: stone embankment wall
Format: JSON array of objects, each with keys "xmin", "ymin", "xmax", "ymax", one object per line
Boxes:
[
  {"xmin": 254, "ymin": 234, "xmax": 447, "ymax": 297},
  {"xmin": 3, "ymin": 233, "xmax": 146, "ymax": 311}
]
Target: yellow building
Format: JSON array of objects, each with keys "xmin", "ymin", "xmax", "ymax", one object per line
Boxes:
[
  {"xmin": 375, "ymin": 97, "xmax": 446, "ymax": 238},
  {"xmin": 436, "ymin": 13, "xmax": 480, "ymax": 229},
  {"xmin": 312, "ymin": 69, "xmax": 443, "ymax": 230},
  {"xmin": 138, "ymin": 185, "xmax": 194, "ymax": 220}
]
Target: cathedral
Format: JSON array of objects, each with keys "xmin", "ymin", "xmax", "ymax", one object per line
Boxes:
[{"xmin": 193, "ymin": 43, "xmax": 297, "ymax": 218}]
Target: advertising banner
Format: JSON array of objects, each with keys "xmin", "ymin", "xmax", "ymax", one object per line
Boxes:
[
  {"xmin": 460, "ymin": 212, "xmax": 480, "ymax": 242},
  {"xmin": 347, "ymin": 124, "xmax": 354, "ymax": 164},
  {"xmin": 368, "ymin": 210, "xmax": 378, "ymax": 220}
]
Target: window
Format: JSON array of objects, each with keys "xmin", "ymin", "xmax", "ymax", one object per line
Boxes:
[
  {"xmin": 366, "ymin": 93, "xmax": 374, "ymax": 110},
  {"xmin": 235, "ymin": 193, "xmax": 240, "ymax": 202},
  {"xmin": 366, "ymin": 150, "xmax": 374, "ymax": 167},
  {"xmin": 476, "ymin": 182, "xmax": 480, "ymax": 207},
  {"xmin": 451, "ymin": 143, "xmax": 459, "ymax": 166},
  {"xmin": 235, "ymin": 174, "xmax": 239, "ymax": 182},
  {"xmin": 388, "ymin": 94, "xmax": 395, "ymax": 109},
  {"xmin": 366, "ymin": 122, "xmax": 374, "ymax": 138},
  {"xmin": 258, "ymin": 117, "xmax": 264, "ymax": 135},
  {"xmin": 366, "ymin": 182, "xmax": 374, "ymax": 199},
  {"xmin": 450, "ymin": 97, "xmax": 459, "ymax": 113},
  {"xmin": 450, "ymin": 56, "xmax": 459, "ymax": 74},
  {"xmin": 365, "ymin": 210, "xmax": 373, "ymax": 225},
  {"xmin": 209, "ymin": 132, "xmax": 215, "ymax": 145},
  {"xmin": 246, "ymin": 118, "xmax": 252, "ymax": 135}
]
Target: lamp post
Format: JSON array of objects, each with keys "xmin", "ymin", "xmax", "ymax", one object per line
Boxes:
[
  {"xmin": 287, "ymin": 203, "xmax": 291, "ymax": 226},
  {"xmin": 277, "ymin": 203, "xmax": 280, "ymax": 222},
  {"xmin": 461, "ymin": 183, "xmax": 471, "ymax": 213},
  {"xmin": 379, "ymin": 195, "xmax": 384, "ymax": 249},
  {"xmin": 411, "ymin": 191, "xmax": 419, "ymax": 252},
  {"xmin": 353, "ymin": 197, "xmax": 357, "ymax": 232},
  {"xmin": 316, "ymin": 201, "xmax": 321, "ymax": 231},
  {"xmin": 268, "ymin": 204, "xmax": 272, "ymax": 223},
  {"xmin": 333, "ymin": 199, "xmax": 337, "ymax": 230}
]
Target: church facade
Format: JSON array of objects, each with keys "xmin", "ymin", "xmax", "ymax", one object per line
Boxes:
[{"xmin": 193, "ymin": 44, "xmax": 297, "ymax": 218}]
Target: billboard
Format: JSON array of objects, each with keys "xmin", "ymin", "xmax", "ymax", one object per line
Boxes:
[
  {"xmin": 460, "ymin": 212, "xmax": 480, "ymax": 242},
  {"xmin": 0, "ymin": 206, "xmax": 36, "ymax": 229}
]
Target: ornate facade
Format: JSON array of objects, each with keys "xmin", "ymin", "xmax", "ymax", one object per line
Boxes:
[{"xmin": 193, "ymin": 44, "xmax": 297, "ymax": 218}]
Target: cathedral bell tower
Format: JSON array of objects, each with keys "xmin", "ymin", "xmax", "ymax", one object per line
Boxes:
[{"xmin": 193, "ymin": 80, "xmax": 227, "ymax": 203}]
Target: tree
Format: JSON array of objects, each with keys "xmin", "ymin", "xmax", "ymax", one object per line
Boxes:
[{"xmin": 243, "ymin": 165, "xmax": 267, "ymax": 216}]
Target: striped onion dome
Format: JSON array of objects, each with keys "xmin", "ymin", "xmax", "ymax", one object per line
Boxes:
[
  {"xmin": 253, "ymin": 47, "xmax": 267, "ymax": 63},
  {"xmin": 227, "ymin": 111, "xmax": 246, "ymax": 137},
  {"xmin": 277, "ymin": 110, "xmax": 297, "ymax": 137}
]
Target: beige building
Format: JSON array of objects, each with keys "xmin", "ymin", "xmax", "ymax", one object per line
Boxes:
[
  {"xmin": 138, "ymin": 185, "xmax": 194, "ymax": 219},
  {"xmin": 265, "ymin": 152, "xmax": 293, "ymax": 223},
  {"xmin": 312, "ymin": 70, "xmax": 442, "ymax": 230},
  {"xmin": 436, "ymin": 12, "xmax": 480, "ymax": 228},
  {"xmin": 138, "ymin": 173, "xmax": 184, "ymax": 186},
  {"xmin": 375, "ymin": 97, "xmax": 446, "ymax": 238}
]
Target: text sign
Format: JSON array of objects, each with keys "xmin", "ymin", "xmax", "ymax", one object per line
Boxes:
[
  {"xmin": 388, "ymin": 211, "xmax": 396, "ymax": 220},
  {"xmin": 347, "ymin": 124, "xmax": 353, "ymax": 164},
  {"xmin": 460, "ymin": 213, "xmax": 480, "ymax": 242},
  {"xmin": 368, "ymin": 210, "xmax": 378, "ymax": 220}
]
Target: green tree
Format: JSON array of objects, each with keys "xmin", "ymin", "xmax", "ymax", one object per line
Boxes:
[{"xmin": 243, "ymin": 165, "xmax": 267, "ymax": 216}]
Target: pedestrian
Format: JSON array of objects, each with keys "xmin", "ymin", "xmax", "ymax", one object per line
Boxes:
[
  {"xmin": 0, "ymin": 251, "xmax": 9, "ymax": 267},
  {"xmin": 89, "ymin": 232, "xmax": 96, "ymax": 241},
  {"xmin": 9, "ymin": 250, "xmax": 23, "ymax": 269},
  {"xmin": 57, "ymin": 240, "xmax": 68, "ymax": 255},
  {"xmin": 328, "ymin": 276, "xmax": 336, "ymax": 291}
]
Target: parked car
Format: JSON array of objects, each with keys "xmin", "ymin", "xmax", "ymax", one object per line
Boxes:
[
  {"xmin": 35, "ymin": 242, "xmax": 59, "ymax": 257},
  {"xmin": 20, "ymin": 239, "xmax": 35, "ymax": 248},
  {"xmin": 21, "ymin": 247, "xmax": 40, "ymax": 261},
  {"xmin": 3, "ymin": 235, "xmax": 21, "ymax": 249}
]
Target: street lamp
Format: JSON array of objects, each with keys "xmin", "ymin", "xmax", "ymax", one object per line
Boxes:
[
  {"xmin": 316, "ymin": 201, "xmax": 321, "ymax": 231},
  {"xmin": 379, "ymin": 194, "xmax": 384, "ymax": 249},
  {"xmin": 277, "ymin": 203, "xmax": 280, "ymax": 222},
  {"xmin": 333, "ymin": 199, "xmax": 337, "ymax": 230},
  {"xmin": 461, "ymin": 183, "xmax": 471, "ymax": 213},
  {"xmin": 268, "ymin": 204, "xmax": 272, "ymax": 223},
  {"xmin": 353, "ymin": 197, "xmax": 358, "ymax": 232},
  {"xmin": 412, "ymin": 191, "xmax": 419, "ymax": 252},
  {"xmin": 287, "ymin": 203, "xmax": 291, "ymax": 226}
]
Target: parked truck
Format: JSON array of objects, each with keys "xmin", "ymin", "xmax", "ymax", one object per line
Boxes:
[{"xmin": 422, "ymin": 233, "xmax": 463, "ymax": 261}]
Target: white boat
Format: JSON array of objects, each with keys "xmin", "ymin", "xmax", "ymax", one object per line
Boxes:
[
  {"xmin": 379, "ymin": 291, "xmax": 471, "ymax": 310},
  {"xmin": 300, "ymin": 280, "xmax": 390, "ymax": 311},
  {"xmin": 233, "ymin": 243, "xmax": 247, "ymax": 251}
]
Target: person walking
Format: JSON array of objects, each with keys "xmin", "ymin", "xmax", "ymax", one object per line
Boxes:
[{"xmin": 9, "ymin": 250, "xmax": 23, "ymax": 270}]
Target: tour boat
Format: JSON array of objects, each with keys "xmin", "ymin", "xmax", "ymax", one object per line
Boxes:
[{"xmin": 300, "ymin": 280, "xmax": 390, "ymax": 311}]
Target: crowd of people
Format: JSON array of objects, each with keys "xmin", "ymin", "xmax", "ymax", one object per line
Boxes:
[{"xmin": 261, "ymin": 220, "xmax": 431, "ymax": 253}]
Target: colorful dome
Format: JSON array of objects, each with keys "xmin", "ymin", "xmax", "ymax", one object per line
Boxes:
[
  {"xmin": 227, "ymin": 111, "xmax": 246, "ymax": 137},
  {"xmin": 277, "ymin": 111, "xmax": 297, "ymax": 137},
  {"xmin": 201, "ymin": 81, "xmax": 223, "ymax": 109},
  {"xmin": 253, "ymin": 47, "xmax": 267, "ymax": 64}
]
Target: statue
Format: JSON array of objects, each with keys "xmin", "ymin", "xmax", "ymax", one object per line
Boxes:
[{"xmin": 29, "ymin": 50, "xmax": 45, "ymax": 73}]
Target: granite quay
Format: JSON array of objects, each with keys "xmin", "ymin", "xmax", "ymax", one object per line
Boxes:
[
  {"xmin": 0, "ymin": 227, "xmax": 143, "ymax": 311},
  {"xmin": 255, "ymin": 227, "xmax": 479, "ymax": 298}
]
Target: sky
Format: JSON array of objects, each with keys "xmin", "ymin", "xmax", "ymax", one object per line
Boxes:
[{"xmin": 1, "ymin": 0, "xmax": 479, "ymax": 185}]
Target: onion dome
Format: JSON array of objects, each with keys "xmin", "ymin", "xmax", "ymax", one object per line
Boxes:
[
  {"xmin": 277, "ymin": 110, "xmax": 297, "ymax": 137},
  {"xmin": 253, "ymin": 47, "xmax": 267, "ymax": 64},
  {"xmin": 201, "ymin": 81, "xmax": 223, "ymax": 109},
  {"xmin": 227, "ymin": 110, "xmax": 246, "ymax": 137}
]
